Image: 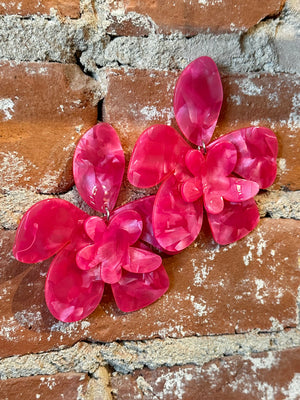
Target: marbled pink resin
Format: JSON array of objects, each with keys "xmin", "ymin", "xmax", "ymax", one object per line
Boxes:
[
  {"xmin": 174, "ymin": 56, "xmax": 223, "ymax": 146},
  {"xmin": 13, "ymin": 124, "xmax": 169, "ymax": 322},
  {"xmin": 128, "ymin": 56, "xmax": 278, "ymax": 252},
  {"xmin": 73, "ymin": 123, "xmax": 125, "ymax": 213}
]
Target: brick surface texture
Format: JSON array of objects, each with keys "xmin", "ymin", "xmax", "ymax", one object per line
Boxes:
[
  {"xmin": 0, "ymin": 0, "xmax": 80, "ymax": 18},
  {"xmin": 111, "ymin": 348, "xmax": 300, "ymax": 399},
  {"xmin": 0, "ymin": 0, "xmax": 299, "ymax": 399},
  {"xmin": 0, "ymin": 62, "xmax": 98, "ymax": 193},
  {"xmin": 108, "ymin": 0, "xmax": 285, "ymax": 35},
  {"xmin": 0, "ymin": 372, "xmax": 89, "ymax": 399}
]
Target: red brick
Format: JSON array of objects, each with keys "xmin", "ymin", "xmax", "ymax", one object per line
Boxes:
[
  {"xmin": 0, "ymin": 0, "xmax": 80, "ymax": 18},
  {"xmin": 103, "ymin": 69, "xmax": 300, "ymax": 193},
  {"xmin": 0, "ymin": 373, "xmax": 89, "ymax": 399},
  {"xmin": 108, "ymin": 0, "xmax": 285, "ymax": 35},
  {"xmin": 0, "ymin": 218, "xmax": 299, "ymax": 357},
  {"xmin": 111, "ymin": 347, "xmax": 300, "ymax": 399},
  {"xmin": 0, "ymin": 62, "xmax": 98, "ymax": 194}
]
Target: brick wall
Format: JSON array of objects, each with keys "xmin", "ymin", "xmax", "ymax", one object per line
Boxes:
[{"xmin": 0, "ymin": 0, "xmax": 299, "ymax": 399}]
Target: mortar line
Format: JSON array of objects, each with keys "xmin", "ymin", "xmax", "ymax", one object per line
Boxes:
[{"xmin": 0, "ymin": 328, "xmax": 299, "ymax": 378}]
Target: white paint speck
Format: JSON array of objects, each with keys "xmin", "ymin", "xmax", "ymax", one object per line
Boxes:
[
  {"xmin": 229, "ymin": 94, "xmax": 241, "ymax": 105},
  {"xmin": 270, "ymin": 249, "xmax": 276, "ymax": 256},
  {"xmin": 246, "ymin": 352, "xmax": 278, "ymax": 373},
  {"xmin": 197, "ymin": 0, "xmax": 222, "ymax": 5},
  {"xmin": 243, "ymin": 237, "xmax": 255, "ymax": 266},
  {"xmin": 269, "ymin": 317, "xmax": 284, "ymax": 331},
  {"xmin": 39, "ymin": 67, "xmax": 48, "ymax": 74},
  {"xmin": 288, "ymin": 93, "xmax": 300, "ymax": 131},
  {"xmin": 191, "ymin": 258, "xmax": 212, "ymax": 286},
  {"xmin": 154, "ymin": 368, "xmax": 195, "ymax": 400},
  {"xmin": 256, "ymin": 232, "xmax": 267, "ymax": 258},
  {"xmin": 255, "ymin": 278, "xmax": 267, "ymax": 304},
  {"xmin": 268, "ymin": 92, "xmax": 279, "ymax": 105},
  {"xmin": 0, "ymin": 151, "xmax": 37, "ymax": 188},
  {"xmin": 0, "ymin": 316, "xmax": 19, "ymax": 341},
  {"xmin": 140, "ymin": 105, "xmax": 174, "ymax": 125},
  {"xmin": 75, "ymin": 125, "xmax": 84, "ymax": 134},
  {"xmin": 281, "ymin": 373, "xmax": 300, "ymax": 399},
  {"xmin": 238, "ymin": 78, "xmax": 263, "ymax": 96},
  {"xmin": 277, "ymin": 158, "xmax": 288, "ymax": 174},
  {"xmin": 0, "ymin": 98, "xmax": 15, "ymax": 120}
]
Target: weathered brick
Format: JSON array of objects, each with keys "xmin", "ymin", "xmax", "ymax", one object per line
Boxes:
[
  {"xmin": 0, "ymin": 62, "xmax": 98, "ymax": 194},
  {"xmin": 107, "ymin": 0, "xmax": 285, "ymax": 35},
  {"xmin": 111, "ymin": 347, "xmax": 300, "ymax": 399},
  {"xmin": 0, "ymin": 0, "xmax": 80, "ymax": 18},
  {"xmin": 103, "ymin": 69, "xmax": 300, "ymax": 192},
  {"xmin": 0, "ymin": 372, "xmax": 89, "ymax": 399},
  {"xmin": 0, "ymin": 218, "xmax": 299, "ymax": 357}
]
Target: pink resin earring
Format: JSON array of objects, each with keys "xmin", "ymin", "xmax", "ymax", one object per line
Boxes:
[
  {"xmin": 128, "ymin": 56, "xmax": 278, "ymax": 252},
  {"xmin": 13, "ymin": 123, "xmax": 169, "ymax": 322},
  {"xmin": 13, "ymin": 56, "xmax": 278, "ymax": 323}
]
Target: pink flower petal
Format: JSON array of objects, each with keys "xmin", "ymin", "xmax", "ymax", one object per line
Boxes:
[
  {"xmin": 223, "ymin": 177, "xmax": 259, "ymax": 202},
  {"xmin": 84, "ymin": 217, "xmax": 106, "ymax": 242},
  {"xmin": 174, "ymin": 56, "xmax": 223, "ymax": 146},
  {"xmin": 98, "ymin": 230, "xmax": 129, "ymax": 284},
  {"xmin": 108, "ymin": 210, "xmax": 143, "ymax": 246},
  {"xmin": 185, "ymin": 149, "xmax": 205, "ymax": 176},
  {"xmin": 76, "ymin": 244, "xmax": 100, "ymax": 271},
  {"xmin": 13, "ymin": 199, "xmax": 90, "ymax": 264},
  {"xmin": 77, "ymin": 228, "xmax": 128, "ymax": 284},
  {"xmin": 181, "ymin": 177, "xmax": 203, "ymax": 203},
  {"xmin": 153, "ymin": 173, "xmax": 203, "ymax": 252},
  {"xmin": 111, "ymin": 265, "xmax": 169, "ymax": 312},
  {"xmin": 73, "ymin": 123, "xmax": 125, "ymax": 213},
  {"xmin": 211, "ymin": 127, "xmax": 278, "ymax": 189},
  {"xmin": 204, "ymin": 191, "xmax": 224, "ymax": 215},
  {"xmin": 128, "ymin": 124, "xmax": 190, "ymax": 188},
  {"xmin": 207, "ymin": 198, "xmax": 260, "ymax": 245},
  {"xmin": 100, "ymin": 261, "xmax": 123, "ymax": 285},
  {"xmin": 206, "ymin": 141, "xmax": 237, "ymax": 178},
  {"xmin": 45, "ymin": 248, "xmax": 104, "ymax": 322},
  {"xmin": 112, "ymin": 196, "xmax": 165, "ymax": 252},
  {"xmin": 123, "ymin": 247, "xmax": 162, "ymax": 273}
]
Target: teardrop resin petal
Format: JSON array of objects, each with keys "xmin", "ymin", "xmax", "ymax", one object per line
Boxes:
[
  {"xmin": 185, "ymin": 149, "xmax": 205, "ymax": 177},
  {"xmin": 124, "ymin": 247, "xmax": 162, "ymax": 273},
  {"xmin": 84, "ymin": 217, "xmax": 106, "ymax": 242},
  {"xmin": 211, "ymin": 127, "xmax": 278, "ymax": 189},
  {"xmin": 153, "ymin": 173, "xmax": 203, "ymax": 252},
  {"xmin": 100, "ymin": 262, "xmax": 123, "ymax": 285},
  {"xmin": 207, "ymin": 198, "xmax": 260, "ymax": 245},
  {"xmin": 204, "ymin": 191, "xmax": 224, "ymax": 215},
  {"xmin": 76, "ymin": 244, "xmax": 100, "ymax": 271},
  {"xmin": 45, "ymin": 248, "xmax": 104, "ymax": 322},
  {"xmin": 181, "ymin": 177, "xmax": 203, "ymax": 203},
  {"xmin": 206, "ymin": 141, "xmax": 237, "ymax": 178},
  {"xmin": 174, "ymin": 56, "xmax": 223, "ymax": 146},
  {"xmin": 98, "ymin": 229, "xmax": 129, "ymax": 284},
  {"xmin": 13, "ymin": 199, "xmax": 90, "ymax": 264},
  {"xmin": 223, "ymin": 177, "xmax": 259, "ymax": 202},
  {"xmin": 73, "ymin": 123, "xmax": 125, "ymax": 213},
  {"xmin": 111, "ymin": 265, "xmax": 169, "ymax": 312},
  {"xmin": 109, "ymin": 210, "xmax": 143, "ymax": 246},
  {"xmin": 128, "ymin": 124, "xmax": 190, "ymax": 188}
]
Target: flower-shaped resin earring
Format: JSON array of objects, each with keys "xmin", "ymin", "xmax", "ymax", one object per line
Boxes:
[
  {"xmin": 13, "ymin": 123, "xmax": 169, "ymax": 322},
  {"xmin": 128, "ymin": 56, "xmax": 278, "ymax": 252}
]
